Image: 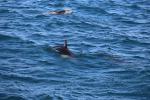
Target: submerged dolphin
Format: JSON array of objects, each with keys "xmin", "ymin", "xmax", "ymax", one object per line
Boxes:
[
  {"xmin": 47, "ymin": 8, "xmax": 72, "ymax": 15},
  {"xmin": 54, "ymin": 40, "xmax": 73, "ymax": 57}
]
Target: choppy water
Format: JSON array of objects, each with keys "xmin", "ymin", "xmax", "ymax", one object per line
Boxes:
[{"xmin": 0, "ymin": 0, "xmax": 150, "ymax": 100}]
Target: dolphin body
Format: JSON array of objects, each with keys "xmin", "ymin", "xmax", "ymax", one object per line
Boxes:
[
  {"xmin": 48, "ymin": 8, "xmax": 72, "ymax": 15},
  {"xmin": 54, "ymin": 40, "xmax": 73, "ymax": 57}
]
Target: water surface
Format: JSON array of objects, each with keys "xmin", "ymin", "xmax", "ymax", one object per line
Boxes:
[{"xmin": 0, "ymin": 0, "xmax": 150, "ymax": 100}]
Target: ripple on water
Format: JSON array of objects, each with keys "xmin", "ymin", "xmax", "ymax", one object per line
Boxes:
[
  {"xmin": 0, "ymin": 93, "xmax": 26, "ymax": 100},
  {"xmin": 0, "ymin": 34, "xmax": 17, "ymax": 41}
]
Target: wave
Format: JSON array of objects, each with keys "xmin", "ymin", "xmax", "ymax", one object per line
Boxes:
[
  {"xmin": 0, "ymin": 33, "xmax": 18, "ymax": 41},
  {"xmin": 0, "ymin": 71, "xmax": 71, "ymax": 85},
  {"xmin": 36, "ymin": 93, "xmax": 65, "ymax": 100},
  {"xmin": 0, "ymin": 9, "xmax": 10, "ymax": 13},
  {"xmin": 120, "ymin": 18, "xmax": 150, "ymax": 24},
  {"xmin": 0, "ymin": 93, "xmax": 26, "ymax": 100},
  {"xmin": 107, "ymin": 91, "xmax": 150, "ymax": 97},
  {"xmin": 121, "ymin": 36, "xmax": 150, "ymax": 46}
]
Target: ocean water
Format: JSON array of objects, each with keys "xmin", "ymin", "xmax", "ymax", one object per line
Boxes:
[{"xmin": 0, "ymin": 0, "xmax": 150, "ymax": 100}]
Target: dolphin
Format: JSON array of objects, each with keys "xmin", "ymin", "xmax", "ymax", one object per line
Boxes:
[
  {"xmin": 47, "ymin": 8, "xmax": 72, "ymax": 15},
  {"xmin": 54, "ymin": 40, "xmax": 73, "ymax": 57}
]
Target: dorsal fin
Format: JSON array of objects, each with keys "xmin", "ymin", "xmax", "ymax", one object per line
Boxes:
[{"xmin": 64, "ymin": 40, "xmax": 67, "ymax": 48}]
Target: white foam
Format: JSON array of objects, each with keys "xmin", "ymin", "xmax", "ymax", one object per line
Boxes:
[{"xmin": 61, "ymin": 55, "xmax": 70, "ymax": 58}]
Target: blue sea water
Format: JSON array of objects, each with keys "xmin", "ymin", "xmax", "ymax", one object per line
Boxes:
[{"xmin": 0, "ymin": 0, "xmax": 150, "ymax": 100}]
